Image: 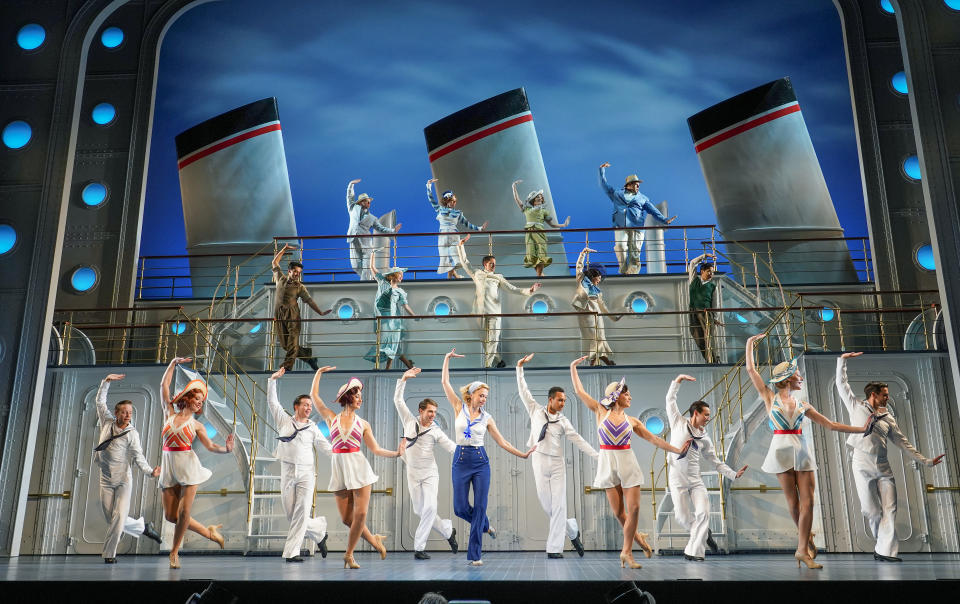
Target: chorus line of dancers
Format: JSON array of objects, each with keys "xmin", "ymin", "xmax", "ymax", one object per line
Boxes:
[{"xmin": 91, "ymin": 341, "xmax": 944, "ymax": 569}]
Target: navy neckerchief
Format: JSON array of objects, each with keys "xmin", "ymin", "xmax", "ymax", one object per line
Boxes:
[
  {"xmin": 94, "ymin": 428, "xmax": 131, "ymax": 452},
  {"xmin": 406, "ymin": 422, "xmax": 432, "ymax": 446},
  {"xmin": 538, "ymin": 410, "xmax": 560, "ymax": 443}
]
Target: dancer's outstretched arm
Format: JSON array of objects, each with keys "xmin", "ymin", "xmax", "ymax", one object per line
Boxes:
[
  {"xmin": 441, "ymin": 348, "xmax": 465, "ymax": 416},
  {"xmin": 745, "ymin": 334, "xmax": 775, "ymax": 414},
  {"xmin": 629, "ymin": 416, "xmax": 690, "ymax": 456},
  {"xmin": 362, "ymin": 423, "xmax": 406, "ymax": 458},
  {"xmin": 805, "ymin": 406, "xmax": 871, "ymax": 434},
  {"xmin": 309, "ymin": 365, "xmax": 338, "ymax": 427},
  {"xmin": 487, "ymin": 418, "xmax": 535, "ymax": 458},
  {"xmin": 160, "ymin": 357, "xmax": 191, "ymax": 418},
  {"xmin": 569, "ymin": 356, "xmax": 601, "ymax": 416}
]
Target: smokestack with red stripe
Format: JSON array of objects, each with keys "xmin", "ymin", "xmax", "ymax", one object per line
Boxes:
[
  {"xmin": 175, "ymin": 98, "xmax": 297, "ymax": 296},
  {"xmin": 424, "ymin": 88, "xmax": 567, "ymax": 276},
  {"xmin": 688, "ymin": 78, "xmax": 857, "ymax": 284}
]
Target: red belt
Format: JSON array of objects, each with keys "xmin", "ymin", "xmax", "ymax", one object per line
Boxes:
[
  {"xmin": 333, "ymin": 446, "xmax": 360, "ymax": 454},
  {"xmin": 600, "ymin": 444, "xmax": 631, "ymax": 450},
  {"xmin": 774, "ymin": 429, "xmax": 801, "ymax": 435},
  {"xmin": 163, "ymin": 445, "xmax": 191, "ymax": 452}
]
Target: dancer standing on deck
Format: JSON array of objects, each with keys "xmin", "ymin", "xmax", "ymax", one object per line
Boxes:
[
  {"xmin": 267, "ymin": 367, "xmax": 333, "ymax": 562},
  {"xmin": 511, "ymin": 180, "xmax": 569, "ymax": 277},
  {"xmin": 517, "ymin": 353, "xmax": 596, "ymax": 558},
  {"xmin": 310, "ymin": 367, "xmax": 405, "ymax": 568},
  {"xmin": 346, "ymin": 178, "xmax": 401, "ymax": 280},
  {"xmin": 573, "ymin": 247, "xmax": 621, "ymax": 366},
  {"xmin": 665, "ymin": 374, "xmax": 746, "ymax": 561},
  {"xmin": 394, "ymin": 367, "xmax": 460, "ymax": 559},
  {"xmin": 835, "ymin": 352, "xmax": 945, "ymax": 562},
  {"xmin": 745, "ymin": 334, "xmax": 869, "ymax": 569},
  {"xmin": 159, "ymin": 358, "xmax": 234, "ymax": 569},
  {"xmin": 569, "ymin": 357, "xmax": 690, "ymax": 569},
  {"xmin": 272, "ymin": 243, "xmax": 331, "ymax": 372},
  {"xmin": 442, "ymin": 348, "xmax": 535, "ymax": 565},
  {"xmin": 93, "ymin": 373, "xmax": 162, "ymax": 563},
  {"xmin": 598, "ymin": 162, "xmax": 676, "ymax": 274},
  {"xmin": 427, "ymin": 178, "xmax": 486, "ymax": 279}
]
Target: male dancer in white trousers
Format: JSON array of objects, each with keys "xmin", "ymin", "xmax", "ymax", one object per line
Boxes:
[
  {"xmin": 666, "ymin": 375, "xmax": 746, "ymax": 561},
  {"xmin": 836, "ymin": 352, "xmax": 945, "ymax": 562},
  {"xmin": 93, "ymin": 374, "xmax": 162, "ymax": 563},
  {"xmin": 395, "ymin": 368, "xmax": 460, "ymax": 559},
  {"xmin": 517, "ymin": 354, "xmax": 598, "ymax": 558},
  {"xmin": 268, "ymin": 367, "xmax": 334, "ymax": 562}
]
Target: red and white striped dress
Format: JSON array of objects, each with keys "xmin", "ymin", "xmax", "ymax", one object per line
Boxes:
[
  {"xmin": 328, "ymin": 414, "xmax": 378, "ymax": 491},
  {"xmin": 159, "ymin": 414, "xmax": 212, "ymax": 488}
]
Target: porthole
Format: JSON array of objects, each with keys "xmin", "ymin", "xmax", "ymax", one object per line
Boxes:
[
  {"xmin": 81, "ymin": 182, "xmax": 108, "ymax": 207},
  {"xmin": 170, "ymin": 321, "xmax": 187, "ymax": 335},
  {"xmin": 880, "ymin": 0, "xmax": 894, "ymax": 14},
  {"xmin": 2, "ymin": 120, "xmax": 32, "ymax": 149},
  {"xmin": 902, "ymin": 155, "xmax": 921, "ymax": 181},
  {"xmin": 0, "ymin": 224, "xmax": 17, "ymax": 255},
  {"xmin": 100, "ymin": 27, "xmax": 124, "ymax": 49},
  {"xmin": 890, "ymin": 71, "xmax": 908, "ymax": 95},
  {"xmin": 525, "ymin": 293, "xmax": 554, "ymax": 317},
  {"xmin": 915, "ymin": 244, "xmax": 935, "ymax": 271},
  {"xmin": 69, "ymin": 266, "xmax": 99, "ymax": 293},
  {"xmin": 638, "ymin": 408, "xmax": 668, "ymax": 436},
  {"xmin": 626, "ymin": 291, "xmax": 653, "ymax": 314},
  {"xmin": 91, "ymin": 102, "xmax": 117, "ymax": 126},
  {"xmin": 334, "ymin": 298, "xmax": 360, "ymax": 320},
  {"xmin": 248, "ymin": 322, "xmax": 263, "ymax": 334},
  {"xmin": 17, "ymin": 24, "xmax": 46, "ymax": 51},
  {"xmin": 427, "ymin": 296, "xmax": 456, "ymax": 318}
]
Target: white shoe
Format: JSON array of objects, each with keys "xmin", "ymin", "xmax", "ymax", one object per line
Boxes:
[{"xmin": 470, "ymin": 560, "xmax": 484, "ymax": 566}]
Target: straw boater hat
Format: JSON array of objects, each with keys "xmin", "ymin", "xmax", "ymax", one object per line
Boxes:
[
  {"xmin": 336, "ymin": 377, "xmax": 363, "ymax": 403},
  {"xmin": 356, "ymin": 193, "xmax": 373, "ymax": 203},
  {"xmin": 524, "ymin": 189, "xmax": 545, "ymax": 207},
  {"xmin": 172, "ymin": 379, "xmax": 208, "ymax": 405},
  {"xmin": 599, "ymin": 377, "xmax": 626, "ymax": 409},
  {"xmin": 382, "ymin": 266, "xmax": 407, "ymax": 276},
  {"xmin": 768, "ymin": 358, "xmax": 799, "ymax": 384}
]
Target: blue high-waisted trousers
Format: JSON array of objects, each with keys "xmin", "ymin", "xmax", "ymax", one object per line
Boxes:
[{"xmin": 452, "ymin": 445, "xmax": 491, "ymax": 561}]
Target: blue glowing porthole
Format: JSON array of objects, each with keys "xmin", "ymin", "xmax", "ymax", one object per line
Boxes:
[
  {"xmin": 17, "ymin": 24, "xmax": 46, "ymax": 50},
  {"xmin": 171, "ymin": 321, "xmax": 186, "ymax": 335},
  {"xmin": 891, "ymin": 71, "xmax": 908, "ymax": 95},
  {"xmin": 81, "ymin": 182, "xmax": 108, "ymax": 207},
  {"xmin": 819, "ymin": 308, "xmax": 835, "ymax": 322},
  {"xmin": 531, "ymin": 299, "xmax": 549, "ymax": 314},
  {"xmin": 735, "ymin": 313, "xmax": 749, "ymax": 323},
  {"xmin": 631, "ymin": 298, "xmax": 648, "ymax": 313},
  {"xmin": 945, "ymin": 0, "xmax": 960, "ymax": 11},
  {"xmin": 644, "ymin": 416, "xmax": 665, "ymax": 435},
  {"xmin": 903, "ymin": 155, "xmax": 921, "ymax": 181},
  {"xmin": 201, "ymin": 419, "xmax": 217, "ymax": 438},
  {"xmin": 91, "ymin": 102, "xmax": 116, "ymax": 125},
  {"xmin": 434, "ymin": 302, "xmax": 450, "ymax": 316},
  {"xmin": 338, "ymin": 304, "xmax": 354, "ymax": 320},
  {"xmin": 101, "ymin": 27, "xmax": 124, "ymax": 48},
  {"xmin": 880, "ymin": 0, "xmax": 894, "ymax": 13},
  {"xmin": 2, "ymin": 120, "xmax": 32, "ymax": 149},
  {"xmin": 70, "ymin": 266, "xmax": 98, "ymax": 292},
  {"xmin": 0, "ymin": 224, "xmax": 17, "ymax": 255},
  {"xmin": 249, "ymin": 322, "xmax": 262, "ymax": 334},
  {"xmin": 916, "ymin": 244, "xmax": 935, "ymax": 271}
]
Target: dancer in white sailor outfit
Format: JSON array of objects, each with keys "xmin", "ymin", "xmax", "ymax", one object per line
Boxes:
[
  {"xmin": 835, "ymin": 352, "xmax": 945, "ymax": 562},
  {"xmin": 665, "ymin": 375, "xmax": 746, "ymax": 561},
  {"xmin": 516, "ymin": 353, "xmax": 597, "ymax": 558},
  {"xmin": 745, "ymin": 334, "xmax": 869, "ymax": 569},
  {"xmin": 267, "ymin": 367, "xmax": 334, "ymax": 562},
  {"xmin": 310, "ymin": 366, "xmax": 405, "ymax": 569},
  {"xmin": 93, "ymin": 373, "xmax": 162, "ymax": 563},
  {"xmin": 346, "ymin": 178, "xmax": 401, "ymax": 280},
  {"xmin": 159, "ymin": 357, "xmax": 235, "ymax": 569},
  {"xmin": 394, "ymin": 367, "xmax": 459, "ymax": 559},
  {"xmin": 426, "ymin": 178, "xmax": 486, "ymax": 279}
]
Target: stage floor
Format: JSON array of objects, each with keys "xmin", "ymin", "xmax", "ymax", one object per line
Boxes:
[{"xmin": 3, "ymin": 551, "xmax": 960, "ymax": 581}]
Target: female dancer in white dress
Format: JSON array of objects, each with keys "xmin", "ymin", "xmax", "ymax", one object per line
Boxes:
[
  {"xmin": 745, "ymin": 334, "xmax": 869, "ymax": 569},
  {"xmin": 310, "ymin": 366, "xmax": 405, "ymax": 568},
  {"xmin": 159, "ymin": 357, "xmax": 235, "ymax": 569},
  {"xmin": 572, "ymin": 247, "xmax": 621, "ymax": 366},
  {"xmin": 441, "ymin": 348, "xmax": 534, "ymax": 565},
  {"xmin": 570, "ymin": 356, "xmax": 690, "ymax": 569}
]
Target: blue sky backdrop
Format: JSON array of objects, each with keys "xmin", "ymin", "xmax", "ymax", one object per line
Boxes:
[{"xmin": 143, "ymin": 0, "xmax": 866, "ymax": 257}]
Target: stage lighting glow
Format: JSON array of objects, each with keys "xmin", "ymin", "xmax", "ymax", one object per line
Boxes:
[
  {"xmin": 101, "ymin": 27, "xmax": 124, "ymax": 48},
  {"xmin": 891, "ymin": 71, "xmax": 907, "ymax": 94},
  {"xmin": 71, "ymin": 267, "xmax": 98, "ymax": 292},
  {"xmin": 92, "ymin": 103, "xmax": 116, "ymax": 125},
  {"xmin": 17, "ymin": 24, "xmax": 45, "ymax": 50},
  {"xmin": 81, "ymin": 182, "xmax": 108, "ymax": 206},
  {"xmin": 3, "ymin": 120, "xmax": 32, "ymax": 149}
]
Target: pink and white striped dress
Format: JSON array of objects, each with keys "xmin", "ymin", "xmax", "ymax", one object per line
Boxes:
[{"xmin": 328, "ymin": 414, "xmax": 378, "ymax": 491}]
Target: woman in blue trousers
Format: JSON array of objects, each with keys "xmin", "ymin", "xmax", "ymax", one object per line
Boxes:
[{"xmin": 441, "ymin": 348, "xmax": 534, "ymax": 565}]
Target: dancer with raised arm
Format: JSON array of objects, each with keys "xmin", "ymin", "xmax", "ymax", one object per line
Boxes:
[
  {"xmin": 686, "ymin": 253, "xmax": 717, "ymax": 364},
  {"xmin": 427, "ymin": 178, "xmax": 486, "ymax": 279},
  {"xmin": 744, "ymin": 334, "xmax": 869, "ymax": 569},
  {"xmin": 598, "ymin": 162, "xmax": 677, "ymax": 274},
  {"xmin": 159, "ymin": 357, "xmax": 235, "ymax": 569},
  {"xmin": 364, "ymin": 249, "xmax": 415, "ymax": 370},
  {"xmin": 573, "ymin": 247, "xmax": 621, "ymax": 366},
  {"xmin": 267, "ymin": 367, "xmax": 334, "ymax": 562},
  {"xmin": 93, "ymin": 373, "xmax": 162, "ymax": 563},
  {"xmin": 441, "ymin": 348, "xmax": 535, "ymax": 565},
  {"xmin": 394, "ymin": 367, "xmax": 459, "ymax": 560},
  {"xmin": 569, "ymin": 356, "xmax": 690, "ymax": 569},
  {"xmin": 310, "ymin": 366, "xmax": 405, "ymax": 569},
  {"xmin": 665, "ymin": 375, "xmax": 746, "ymax": 561},
  {"xmin": 517, "ymin": 353, "xmax": 597, "ymax": 558},
  {"xmin": 346, "ymin": 178, "xmax": 401, "ymax": 280},
  {"xmin": 835, "ymin": 352, "xmax": 945, "ymax": 562},
  {"xmin": 271, "ymin": 243, "xmax": 331, "ymax": 372},
  {"xmin": 511, "ymin": 180, "xmax": 570, "ymax": 277},
  {"xmin": 456, "ymin": 235, "xmax": 540, "ymax": 368}
]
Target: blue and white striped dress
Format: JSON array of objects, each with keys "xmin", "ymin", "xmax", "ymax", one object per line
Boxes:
[{"xmin": 761, "ymin": 395, "xmax": 818, "ymax": 473}]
